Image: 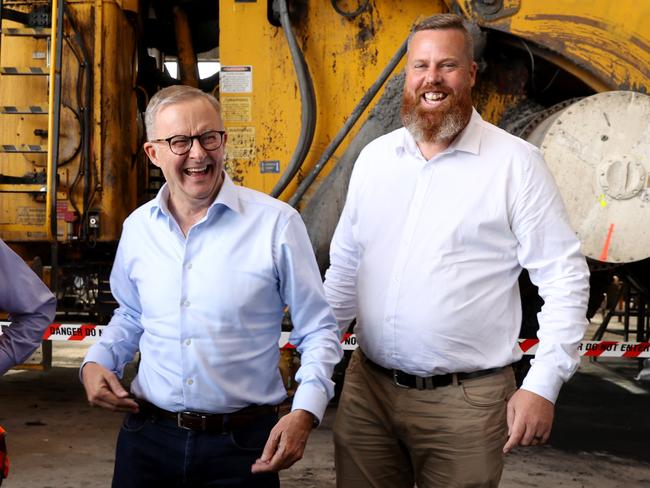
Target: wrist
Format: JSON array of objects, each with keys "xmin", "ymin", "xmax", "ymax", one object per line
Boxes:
[{"xmin": 294, "ymin": 408, "xmax": 319, "ymax": 429}]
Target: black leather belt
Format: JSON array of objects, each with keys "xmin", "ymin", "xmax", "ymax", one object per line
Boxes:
[
  {"xmin": 364, "ymin": 356, "xmax": 506, "ymax": 390},
  {"xmin": 137, "ymin": 400, "xmax": 278, "ymax": 433}
]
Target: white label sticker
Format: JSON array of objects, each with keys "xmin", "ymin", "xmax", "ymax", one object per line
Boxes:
[{"xmin": 220, "ymin": 66, "xmax": 253, "ymax": 93}]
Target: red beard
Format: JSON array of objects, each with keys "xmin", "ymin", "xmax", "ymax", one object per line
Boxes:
[{"xmin": 400, "ymin": 84, "xmax": 473, "ymax": 143}]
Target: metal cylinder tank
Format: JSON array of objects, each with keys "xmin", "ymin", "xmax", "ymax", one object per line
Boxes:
[{"xmin": 526, "ymin": 91, "xmax": 650, "ymax": 264}]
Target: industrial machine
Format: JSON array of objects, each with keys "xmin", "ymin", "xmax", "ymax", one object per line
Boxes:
[{"xmin": 0, "ymin": 1, "xmax": 648, "ymax": 361}]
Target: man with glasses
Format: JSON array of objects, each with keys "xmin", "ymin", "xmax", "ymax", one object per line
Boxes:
[{"xmin": 81, "ymin": 85, "xmax": 342, "ymax": 487}]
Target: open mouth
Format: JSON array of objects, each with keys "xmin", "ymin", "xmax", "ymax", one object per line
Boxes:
[
  {"xmin": 183, "ymin": 165, "xmax": 210, "ymax": 176},
  {"xmin": 421, "ymin": 91, "xmax": 447, "ymax": 104}
]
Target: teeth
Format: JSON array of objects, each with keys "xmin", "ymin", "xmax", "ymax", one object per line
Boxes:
[
  {"xmin": 185, "ymin": 166, "xmax": 208, "ymax": 175},
  {"xmin": 423, "ymin": 92, "xmax": 445, "ymax": 101}
]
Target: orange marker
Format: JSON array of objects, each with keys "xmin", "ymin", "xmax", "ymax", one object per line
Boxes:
[{"xmin": 599, "ymin": 223, "xmax": 615, "ymax": 261}]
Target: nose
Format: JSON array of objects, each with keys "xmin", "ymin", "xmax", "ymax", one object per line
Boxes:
[
  {"xmin": 187, "ymin": 136, "xmax": 208, "ymax": 159},
  {"xmin": 424, "ymin": 66, "xmax": 441, "ymax": 85}
]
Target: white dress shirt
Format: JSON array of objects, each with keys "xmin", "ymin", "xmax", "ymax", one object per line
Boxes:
[
  {"xmin": 324, "ymin": 110, "xmax": 590, "ymax": 403},
  {"xmin": 83, "ymin": 174, "xmax": 342, "ymax": 421}
]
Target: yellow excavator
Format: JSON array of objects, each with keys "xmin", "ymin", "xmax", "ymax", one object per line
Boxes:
[{"xmin": 0, "ymin": 0, "xmax": 648, "ymax": 366}]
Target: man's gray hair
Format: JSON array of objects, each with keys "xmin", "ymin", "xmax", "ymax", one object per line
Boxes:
[
  {"xmin": 145, "ymin": 85, "xmax": 222, "ymax": 139},
  {"xmin": 407, "ymin": 13, "xmax": 474, "ymax": 61}
]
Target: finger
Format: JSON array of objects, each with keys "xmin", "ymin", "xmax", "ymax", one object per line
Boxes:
[
  {"xmin": 91, "ymin": 385, "xmax": 139, "ymax": 412},
  {"xmin": 262, "ymin": 438, "xmax": 288, "ymax": 472},
  {"xmin": 259, "ymin": 429, "xmax": 281, "ymax": 464},
  {"xmin": 104, "ymin": 373, "xmax": 130, "ymax": 398},
  {"xmin": 90, "ymin": 397, "xmax": 136, "ymax": 412},
  {"xmin": 536, "ymin": 428, "xmax": 551, "ymax": 445},
  {"xmin": 251, "ymin": 445, "xmax": 286, "ymax": 473},
  {"xmin": 503, "ymin": 418, "xmax": 524, "ymax": 453},
  {"xmin": 520, "ymin": 423, "xmax": 537, "ymax": 446}
]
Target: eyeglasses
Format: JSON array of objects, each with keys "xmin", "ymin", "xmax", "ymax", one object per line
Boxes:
[{"xmin": 150, "ymin": 130, "xmax": 226, "ymax": 155}]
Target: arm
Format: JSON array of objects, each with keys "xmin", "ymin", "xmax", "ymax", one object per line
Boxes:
[
  {"xmin": 504, "ymin": 148, "xmax": 590, "ymax": 452},
  {"xmin": 80, "ymin": 234, "xmax": 143, "ymax": 413},
  {"xmin": 0, "ymin": 241, "xmax": 56, "ymax": 374},
  {"xmin": 323, "ymin": 163, "xmax": 363, "ymax": 335},
  {"xmin": 252, "ymin": 212, "xmax": 343, "ymax": 473}
]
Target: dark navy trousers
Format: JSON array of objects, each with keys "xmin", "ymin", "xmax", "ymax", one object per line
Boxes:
[{"xmin": 112, "ymin": 411, "xmax": 280, "ymax": 488}]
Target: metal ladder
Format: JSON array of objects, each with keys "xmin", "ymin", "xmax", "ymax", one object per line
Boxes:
[{"xmin": 0, "ymin": 0, "xmax": 63, "ymax": 240}]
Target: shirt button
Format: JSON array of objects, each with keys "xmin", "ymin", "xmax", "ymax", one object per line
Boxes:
[
  {"xmin": 187, "ymin": 263, "xmax": 193, "ymax": 270},
  {"xmin": 183, "ymin": 300, "xmax": 191, "ymax": 307},
  {"xmin": 187, "ymin": 379, "xmax": 193, "ymax": 385},
  {"xmin": 185, "ymin": 339, "xmax": 191, "ymax": 346}
]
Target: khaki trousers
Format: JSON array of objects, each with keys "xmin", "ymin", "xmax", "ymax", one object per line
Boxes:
[{"xmin": 333, "ymin": 350, "xmax": 517, "ymax": 488}]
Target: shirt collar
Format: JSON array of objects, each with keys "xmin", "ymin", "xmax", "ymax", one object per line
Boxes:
[
  {"xmin": 149, "ymin": 171, "xmax": 242, "ymax": 220},
  {"xmin": 397, "ymin": 108, "xmax": 483, "ymax": 159}
]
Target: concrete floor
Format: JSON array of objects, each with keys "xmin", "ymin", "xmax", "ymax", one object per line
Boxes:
[{"xmin": 1, "ymin": 316, "xmax": 650, "ymax": 487}]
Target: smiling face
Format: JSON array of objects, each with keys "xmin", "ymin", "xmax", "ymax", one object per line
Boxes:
[
  {"xmin": 401, "ymin": 28, "xmax": 477, "ymax": 144},
  {"xmin": 143, "ymin": 97, "xmax": 227, "ymax": 214}
]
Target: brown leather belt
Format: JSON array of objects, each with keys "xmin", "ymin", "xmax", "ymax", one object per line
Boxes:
[
  {"xmin": 364, "ymin": 355, "xmax": 507, "ymax": 390},
  {"xmin": 137, "ymin": 400, "xmax": 278, "ymax": 433}
]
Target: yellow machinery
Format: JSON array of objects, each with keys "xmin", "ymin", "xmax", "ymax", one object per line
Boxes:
[{"xmin": 0, "ymin": 0, "xmax": 648, "ymax": 330}]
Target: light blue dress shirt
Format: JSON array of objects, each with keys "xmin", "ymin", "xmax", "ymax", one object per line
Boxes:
[
  {"xmin": 0, "ymin": 239, "xmax": 56, "ymax": 374},
  {"xmin": 83, "ymin": 174, "xmax": 342, "ymax": 421}
]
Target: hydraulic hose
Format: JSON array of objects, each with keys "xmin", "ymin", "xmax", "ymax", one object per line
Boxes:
[
  {"xmin": 288, "ymin": 37, "xmax": 407, "ymax": 208},
  {"xmin": 270, "ymin": 0, "xmax": 317, "ymax": 198}
]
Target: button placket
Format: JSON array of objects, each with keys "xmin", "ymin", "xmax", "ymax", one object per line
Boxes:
[{"xmin": 385, "ymin": 163, "xmax": 435, "ymax": 357}]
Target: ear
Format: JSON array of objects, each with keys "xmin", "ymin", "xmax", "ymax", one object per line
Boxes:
[
  {"xmin": 143, "ymin": 141, "xmax": 162, "ymax": 168},
  {"xmin": 469, "ymin": 61, "xmax": 478, "ymax": 88}
]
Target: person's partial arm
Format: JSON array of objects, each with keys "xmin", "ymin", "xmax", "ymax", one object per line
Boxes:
[
  {"xmin": 323, "ymin": 162, "xmax": 363, "ymax": 335},
  {"xmin": 0, "ymin": 241, "xmax": 56, "ymax": 374},
  {"xmin": 504, "ymin": 147, "xmax": 590, "ymax": 452},
  {"xmin": 80, "ymin": 235, "xmax": 143, "ymax": 413},
  {"xmin": 252, "ymin": 212, "xmax": 343, "ymax": 473}
]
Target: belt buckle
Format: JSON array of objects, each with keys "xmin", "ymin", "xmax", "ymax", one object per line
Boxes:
[
  {"xmin": 392, "ymin": 370, "xmax": 410, "ymax": 389},
  {"xmin": 177, "ymin": 411, "xmax": 207, "ymax": 430}
]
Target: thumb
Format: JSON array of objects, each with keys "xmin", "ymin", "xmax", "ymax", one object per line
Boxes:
[{"xmin": 104, "ymin": 373, "xmax": 129, "ymax": 398}]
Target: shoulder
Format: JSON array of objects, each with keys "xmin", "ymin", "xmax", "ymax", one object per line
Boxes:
[
  {"xmin": 236, "ymin": 185, "xmax": 299, "ymax": 222},
  {"xmin": 122, "ymin": 199, "xmax": 158, "ymax": 231},
  {"xmin": 353, "ymin": 127, "xmax": 406, "ymax": 173},
  {"xmin": 478, "ymin": 118, "xmax": 542, "ymax": 164},
  {"xmin": 361, "ymin": 127, "xmax": 406, "ymax": 155},
  {"xmin": 0, "ymin": 239, "xmax": 22, "ymax": 268}
]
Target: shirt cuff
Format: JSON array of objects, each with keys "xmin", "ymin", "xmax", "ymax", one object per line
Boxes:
[
  {"xmin": 520, "ymin": 362, "xmax": 565, "ymax": 404},
  {"xmin": 79, "ymin": 344, "xmax": 119, "ymax": 382},
  {"xmin": 290, "ymin": 382, "xmax": 329, "ymax": 425}
]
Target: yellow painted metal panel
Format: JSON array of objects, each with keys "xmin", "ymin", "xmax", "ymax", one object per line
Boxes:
[
  {"xmin": 452, "ymin": 0, "xmax": 650, "ymax": 93},
  {"xmin": 219, "ymin": 0, "xmax": 448, "ymax": 198}
]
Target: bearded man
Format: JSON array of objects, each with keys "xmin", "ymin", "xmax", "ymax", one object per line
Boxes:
[{"xmin": 324, "ymin": 14, "xmax": 590, "ymax": 488}]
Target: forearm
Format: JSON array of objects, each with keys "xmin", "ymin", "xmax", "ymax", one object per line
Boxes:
[
  {"xmin": 80, "ymin": 309, "xmax": 142, "ymax": 380},
  {"xmin": 0, "ymin": 298, "xmax": 55, "ymax": 374},
  {"xmin": 523, "ymin": 255, "xmax": 590, "ymax": 402},
  {"xmin": 292, "ymin": 328, "xmax": 342, "ymax": 422}
]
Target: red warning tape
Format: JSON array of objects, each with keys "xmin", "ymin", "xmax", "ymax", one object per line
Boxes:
[
  {"xmin": 42, "ymin": 323, "xmax": 102, "ymax": 341},
  {"xmin": 0, "ymin": 323, "xmax": 648, "ymax": 358}
]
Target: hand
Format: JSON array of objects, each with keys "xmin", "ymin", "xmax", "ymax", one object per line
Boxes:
[
  {"xmin": 81, "ymin": 362, "xmax": 139, "ymax": 413},
  {"xmin": 250, "ymin": 409, "xmax": 315, "ymax": 473},
  {"xmin": 503, "ymin": 389, "xmax": 554, "ymax": 453}
]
